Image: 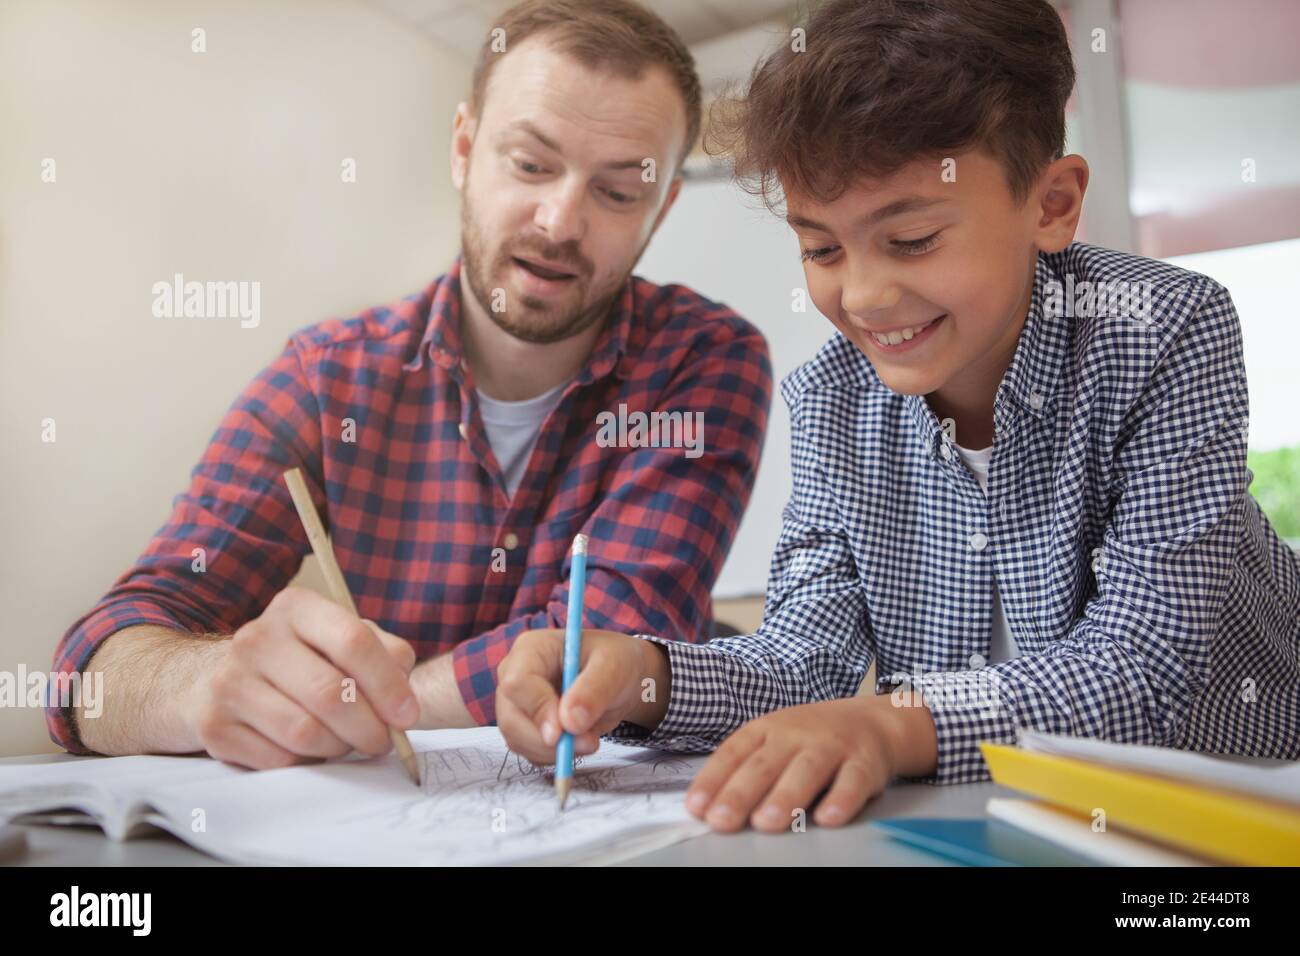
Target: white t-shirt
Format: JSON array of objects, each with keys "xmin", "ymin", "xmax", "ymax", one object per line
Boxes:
[
  {"xmin": 475, "ymin": 380, "xmax": 569, "ymax": 499},
  {"xmin": 952, "ymin": 442, "xmax": 1020, "ymax": 663}
]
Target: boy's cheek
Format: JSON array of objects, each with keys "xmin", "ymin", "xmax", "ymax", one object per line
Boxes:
[{"xmin": 804, "ymin": 279, "xmax": 841, "ymax": 327}]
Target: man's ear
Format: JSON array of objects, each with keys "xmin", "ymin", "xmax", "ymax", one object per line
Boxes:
[
  {"xmin": 450, "ymin": 102, "xmax": 478, "ymax": 192},
  {"xmin": 1032, "ymin": 154, "xmax": 1089, "ymax": 253}
]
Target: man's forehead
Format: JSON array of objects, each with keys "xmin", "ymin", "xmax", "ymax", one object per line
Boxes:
[{"xmin": 481, "ymin": 36, "xmax": 685, "ymax": 160}]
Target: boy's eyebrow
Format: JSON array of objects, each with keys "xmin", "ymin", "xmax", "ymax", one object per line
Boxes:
[
  {"xmin": 787, "ymin": 196, "xmax": 949, "ymax": 232},
  {"xmin": 502, "ymin": 120, "xmax": 650, "ymax": 173}
]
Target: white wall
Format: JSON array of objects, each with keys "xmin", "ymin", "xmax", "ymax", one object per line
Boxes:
[
  {"xmin": 0, "ymin": 0, "xmax": 471, "ymax": 756},
  {"xmin": 638, "ymin": 177, "xmax": 824, "ymax": 599},
  {"xmin": 1165, "ymin": 237, "xmax": 1300, "ymax": 453}
]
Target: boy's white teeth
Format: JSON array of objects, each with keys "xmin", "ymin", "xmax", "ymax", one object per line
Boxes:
[{"xmin": 872, "ymin": 318, "xmax": 935, "ymax": 346}]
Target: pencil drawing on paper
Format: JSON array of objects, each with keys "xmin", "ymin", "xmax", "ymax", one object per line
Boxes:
[{"xmin": 335, "ymin": 740, "xmax": 698, "ymax": 856}]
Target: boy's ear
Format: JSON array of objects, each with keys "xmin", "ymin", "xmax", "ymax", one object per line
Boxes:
[
  {"xmin": 1032, "ymin": 154, "xmax": 1089, "ymax": 253},
  {"xmin": 450, "ymin": 102, "xmax": 478, "ymax": 192}
]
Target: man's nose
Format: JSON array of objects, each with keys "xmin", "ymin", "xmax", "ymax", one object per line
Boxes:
[{"xmin": 533, "ymin": 179, "xmax": 586, "ymax": 245}]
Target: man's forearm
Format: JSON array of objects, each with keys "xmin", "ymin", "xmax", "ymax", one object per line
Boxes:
[{"xmin": 74, "ymin": 625, "xmax": 228, "ymax": 756}]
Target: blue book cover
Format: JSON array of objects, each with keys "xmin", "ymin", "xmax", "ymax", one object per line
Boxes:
[{"xmin": 872, "ymin": 818, "xmax": 1097, "ymax": 867}]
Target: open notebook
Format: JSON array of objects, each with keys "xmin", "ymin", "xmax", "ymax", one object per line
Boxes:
[{"xmin": 0, "ymin": 728, "xmax": 710, "ymax": 865}]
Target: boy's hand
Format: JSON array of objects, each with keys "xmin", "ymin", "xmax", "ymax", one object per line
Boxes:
[
  {"xmin": 496, "ymin": 629, "xmax": 671, "ymax": 765},
  {"xmin": 685, "ymin": 695, "xmax": 934, "ymax": 833}
]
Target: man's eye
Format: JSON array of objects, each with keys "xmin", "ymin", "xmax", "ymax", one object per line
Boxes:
[
  {"xmin": 515, "ymin": 160, "xmax": 545, "ymax": 175},
  {"xmin": 800, "ymin": 245, "xmax": 839, "ymax": 263},
  {"xmin": 891, "ymin": 232, "xmax": 941, "ymax": 255},
  {"xmin": 603, "ymin": 187, "xmax": 635, "ymax": 204}
]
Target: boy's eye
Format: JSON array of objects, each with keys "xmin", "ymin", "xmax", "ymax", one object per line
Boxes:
[
  {"xmin": 515, "ymin": 159, "xmax": 545, "ymax": 175},
  {"xmin": 891, "ymin": 232, "xmax": 941, "ymax": 255},
  {"xmin": 602, "ymin": 187, "xmax": 635, "ymax": 204},
  {"xmin": 800, "ymin": 245, "xmax": 839, "ymax": 263}
]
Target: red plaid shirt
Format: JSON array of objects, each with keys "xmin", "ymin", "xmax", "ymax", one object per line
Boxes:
[{"xmin": 48, "ymin": 258, "xmax": 772, "ymax": 752}]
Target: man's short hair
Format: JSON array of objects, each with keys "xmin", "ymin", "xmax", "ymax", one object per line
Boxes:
[{"xmin": 470, "ymin": 0, "xmax": 702, "ymax": 173}]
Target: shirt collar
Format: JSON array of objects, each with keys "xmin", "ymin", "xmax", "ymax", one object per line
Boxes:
[
  {"xmin": 995, "ymin": 251, "xmax": 1069, "ymax": 424},
  {"xmin": 402, "ymin": 255, "xmax": 637, "ymax": 384}
]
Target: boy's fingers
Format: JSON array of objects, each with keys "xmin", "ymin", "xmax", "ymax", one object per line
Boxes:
[
  {"xmin": 559, "ymin": 645, "xmax": 628, "ymax": 733},
  {"xmin": 496, "ymin": 694, "xmax": 555, "ymax": 765},
  {"xmin": 539, "ymin": 699, "xmax": 562, "ymax": 746},
  {"xmin": 704, "ymin": 741, "xmax": 795, "ymax": 832},
  {"xmin": 813, "ymin": 760, "xmax": 877, "ymax": 828},
  {"xmin": 499, "ymin": 670, "xmax": 562, "ymax": 735},
  {"xmin": 750, "ymin": 751, "xmax": 838, "ymax": 833},
  {"xmin": 503, "ymin": 630, "xmax": 564, "ymax": 681},
  {"xmin": 685, "ymin": 730, "xmax": 763, "ymax": 819}
]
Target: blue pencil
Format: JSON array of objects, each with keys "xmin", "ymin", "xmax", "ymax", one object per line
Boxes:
[{"xmin": 554, "ymin": 532, "xmax": 588, "ymax": 809}]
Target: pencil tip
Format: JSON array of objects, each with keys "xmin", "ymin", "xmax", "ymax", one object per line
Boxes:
[{"xmin": 556, "ymin": 777, "xmax": 571, "ymax": 809}]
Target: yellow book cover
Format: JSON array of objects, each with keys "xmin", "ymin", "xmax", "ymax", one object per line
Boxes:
[{"xmin": 980, "ymin": 743, "xmax": 1300, "ymax": 866}]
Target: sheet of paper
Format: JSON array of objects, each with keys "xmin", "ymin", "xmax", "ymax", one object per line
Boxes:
[
  {"xmin": 73, "ymin": 728, "xmax": 709, "ymax": 865},
  {"xmin": 1017, "ymin": 730, "xmax": 1300, "ymax": 806}
]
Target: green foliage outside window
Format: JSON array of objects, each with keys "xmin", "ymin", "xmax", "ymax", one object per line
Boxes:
[{"xmin": 1248, "ymin": 445, "xmax": 1300, "ymax": 543}]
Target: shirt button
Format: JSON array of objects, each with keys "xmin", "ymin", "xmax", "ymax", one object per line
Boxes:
[
  {"xmin": 940, "ymin": 443, "xmax": 954, "ymax": 462},
  {"xmin": 460, "ymin": 357, "xmax": 469, "ymax": 373},
  {"xmin": 458, "ymin": 422, "xmax": 469, "ymax": 440},
  {"xmin": 968, "ymin": 532, "xmax": 989, "ymax": 552},
  {"xmin": 1029, "ymin": 392, "xmax": 1045, "ymax": 411},
  {"xmin": 503, "ymin": 532, "xmax": 519, "ymax": 550}
]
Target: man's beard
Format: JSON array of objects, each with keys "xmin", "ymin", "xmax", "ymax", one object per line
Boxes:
[{"xmin": 459, "ymin": 188, "xmax": 626, "ymax": 346}]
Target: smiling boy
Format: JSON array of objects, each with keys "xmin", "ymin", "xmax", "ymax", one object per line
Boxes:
[{"xmin": 495, "ymin": 0, "xmax": 1300, "ymax": 831}]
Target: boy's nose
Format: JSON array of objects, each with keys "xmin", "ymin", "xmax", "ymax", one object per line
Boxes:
[{"xmin": 841, "ymin": 278, "xmax": 903, "ymax": 319}]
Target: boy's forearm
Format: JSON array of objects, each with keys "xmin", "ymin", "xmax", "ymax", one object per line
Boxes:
[{"xmin": 74, "ymin": 625, "xmax": 228, "ymax": 756}]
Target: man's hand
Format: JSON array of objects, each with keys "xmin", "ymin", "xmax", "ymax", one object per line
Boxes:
[
  {"xmin": 684, "ymin": 695, "xmax": 937, "ymax": 833},
  {"xmin": 496, "ymin": 628, "xmax": 671, "ymax": 765},
  {"xmin": 188, "ymin": 586, "xmax": 418, "ymax": 769}
]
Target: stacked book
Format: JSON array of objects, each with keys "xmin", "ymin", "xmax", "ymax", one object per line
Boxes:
[{"xmin": 875, "ymin": 731, "xmax": 1300, "ymax": 866}]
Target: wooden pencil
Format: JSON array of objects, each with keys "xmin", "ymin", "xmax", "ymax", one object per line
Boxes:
[{"xmin": 282, "ymin": 467, "xmax": 421, "ymax": 786}]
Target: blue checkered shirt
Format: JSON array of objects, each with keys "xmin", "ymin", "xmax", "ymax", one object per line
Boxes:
[{"xmin": 613, "ymin": 242, "xmax": 1300, "ymax": 784}]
